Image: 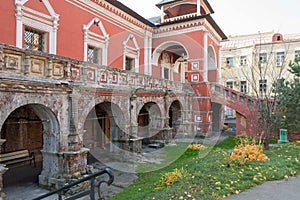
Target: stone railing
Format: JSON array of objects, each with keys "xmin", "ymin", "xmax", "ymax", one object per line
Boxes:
[
  {"xmin": 210, "ymin": 83, "xmax": 257, "ymax": 109},
  {"xmin": 0, "ymin": 44, "xmax": 183, "ymax": 92}
]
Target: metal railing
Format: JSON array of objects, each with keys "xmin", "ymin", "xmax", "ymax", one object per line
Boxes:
[{"xmin": 33, "ymin": 168, "xmax": 114, "ymax": 200}]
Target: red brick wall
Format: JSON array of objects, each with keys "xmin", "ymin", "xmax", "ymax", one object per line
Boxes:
[{"xmin": 1, "ymin": 107, "xmax": 43, "ymax": 155}]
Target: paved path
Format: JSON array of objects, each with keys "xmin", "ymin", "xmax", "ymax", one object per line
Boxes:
[{"xmin": 223, "ymin": 175, "xmax": 300, "ymax": 200}]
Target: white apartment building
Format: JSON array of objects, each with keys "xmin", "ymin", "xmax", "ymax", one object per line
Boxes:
[{"xmin": 221, "ymin": 32, "xmax": 300, "ymax": 118}]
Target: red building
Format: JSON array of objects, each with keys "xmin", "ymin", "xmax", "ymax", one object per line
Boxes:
[{"xmin": 0, "ymin": 0, "xmax": 227, "ymax": 195}]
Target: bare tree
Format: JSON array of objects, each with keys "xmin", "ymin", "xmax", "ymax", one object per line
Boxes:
[{"xmin": 222, "ymin": 36, "xmax": 295, "ymax": 149}]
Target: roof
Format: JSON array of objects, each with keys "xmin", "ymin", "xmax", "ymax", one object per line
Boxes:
[
  {"xmin": 156, "ymin": 0, "xmax": 214, "ymax": 13},
  {"xmin": 221, "ymin": 32, "xmax": 300, "ymax": 50},
  {"xmin": 92, "ymin": 1, "xmax": 226, "ymax": 40},
  {"xmin": 105, "ymin": 0, "xmax": 155, "ymax": 27},
  {"xmin": 157, "ymin": 14, "xmax": 227, "ymax": 40}
]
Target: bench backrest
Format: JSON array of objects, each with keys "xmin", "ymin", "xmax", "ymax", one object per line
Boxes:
[{"xmin": 0, "ymin": 150, "xmax": 29, "ymax": 162}]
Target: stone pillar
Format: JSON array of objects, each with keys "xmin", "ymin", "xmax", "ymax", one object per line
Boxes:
[
  {"xmin": 0, "ymin": 48, "xmax": 4, "ymax": 70},
  {"xmin": 129, "ymin": 93, "xmax": 138, "ymax": 138},
  {"xmin": 0, "ymin": 139, "xmax": 7, "ymax": 199}
]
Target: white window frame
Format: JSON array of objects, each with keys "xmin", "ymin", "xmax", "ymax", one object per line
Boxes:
[
  {"xmin": 226, "ymin": 81, "xmax": 233, "ymax": 89},
  {"xmin": 295, "ymin": 50, "xmax": 300, "ymax": 61},
  {"xmin": 123, "ymin": 34, "xmax": 140, "ymax": 72},
  {"xmin": 276, "ymin": 51, "xmax": 285, "ymax": 65},
  {"xmin": 259, "ymin": 79, "xmax": 267, "ymax": 93},
  {"xmin": 15, "ymin": 0, "xmax": 59, "ymax": 54},
  {"xmin": 226, "ymin": 57, "xmax": 233, "ymax": 67},
  {"xmin": 240, "ymin": 56, "xmax": 247, "ymax": 66},
  {"xmin": 83, "ymin": 18, "xmax": 109, "ymax": 65},
  {"xmin": 240, "ymin": 81, "xmax": 247, "ymax": 93},
  {"xmin": 87, "ymin": 45, "xmax": 101, "ymax": 64}
]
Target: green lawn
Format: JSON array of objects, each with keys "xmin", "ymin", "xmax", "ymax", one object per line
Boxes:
[{"xmin": 109, "ymin": 137, "xmax": 300, "ymax": 200}]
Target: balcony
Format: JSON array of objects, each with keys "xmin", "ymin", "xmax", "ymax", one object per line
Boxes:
[{"xmin": 0, "ymin": 44, "xmax": 183, "ymax": 92}]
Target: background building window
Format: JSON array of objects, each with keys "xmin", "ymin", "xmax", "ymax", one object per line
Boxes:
[
  {"xmin": 259, "ymin": 79, "xmax": 267, "ymax": 93},
  {"xmin": 125, "ymin": 56, "xmax": 135, "ymax": 71},
  {"xmin": 240, "ymin": 56, "xmax": 247, "ymax": 66},
  {"xmin": 87, "ymin": 46, "xmax": 100, "ymax": 64},
  {"xmin": 226, "ymin": 57, "xmax": 233, "ymax": 67},
  {"xmin": 259, "ymin": 53, "xmax": 267, "ymax": 66},
  {"xmin": 24, "ymin": 27, "xmax": 45, "ymax": 51},
  {"xmin": 276, "ymin": 52, "xmax": 285, "ymax": 65},
  {"xmin": 240, "ymin": 81, "xmax": 247, "ymax": 93},
  {"xmin": 295, "ymin": 50, "xmax": 300, "ymax": 61},
  {"xmin": 226, "ymin": 81, "xmax": 233, "ymax": 89}
]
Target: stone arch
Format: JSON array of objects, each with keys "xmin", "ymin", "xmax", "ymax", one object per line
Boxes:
[
  {"xmin": 152, "ymin": 41, "xmax": 189, "ymax": 82},
  {"xmin": 82, "ymin": 101, "xmax": 126, "ymax": 153},
  {"xmin": 152, "ymin": 41, "xmax": 189, "ymax": 67},
  {"xmin": 0, "ymin": 103, "xmax": 60, "ymax": 153},
  {"xmin": 137, "ymin": 102, "xmax": 162, "ymax": 142},
  {"xmin": 78, "ymin": 96, "xmax": 129, "ymax": 132},
  {"xmin": 0, "ymin": 103, "xmax": 60, "ymax": 187}
]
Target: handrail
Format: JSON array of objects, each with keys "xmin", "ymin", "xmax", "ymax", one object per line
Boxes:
[{"xmin": 33, "ymin": 168, "xmax": 114, "ymax": 200}]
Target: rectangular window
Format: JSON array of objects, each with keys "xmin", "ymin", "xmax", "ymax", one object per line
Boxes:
[
  {"xmin": 87, "ymin": 46, "xmax": 100, "ymax": 64},
  {"xmin": 226, "ymin": 57, "xmax": 233, "ymax": 67},
  {"xmin": 259, "ymin": 79, "xmax": 267, "ymax": 93},
  {"xmin": 164, "ymin": 68, "xmax": 169, "ymax": 79},
  {"xmin": 226, "ymin": 107, "xmax": 233, "ymax": 117},
  {"xmin": 125, "ymin": 56, "xmax": 135, "ymax": 71},
  {"xmin": 24, "ymin": 27, "xmax": 45, "ymax": 51},
  {"xmin": 258, "ymin": 53, "xmax": 267, "ymax": 67},
  {"xmin": 240, "ymin": 81, "xmax": 247, "ymax": 93},
  {"xmin": 240, "ymin": 56, "xmax": 247, "ymax": 66},
  {"xmin": 276, "ymin": 52, "xmax": 285, "ymax": 65},
  {"xmin": 226, "ymin": 81, "xmax": 233, "ymax": 89},
  {"xmin": 295, "ymin": 50, "xmax": 300, "ymax": 61}
]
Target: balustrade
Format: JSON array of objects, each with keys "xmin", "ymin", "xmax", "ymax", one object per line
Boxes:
[{"xmin": 0, "ymin": 44, "xmax": 183, "ymax": 92}]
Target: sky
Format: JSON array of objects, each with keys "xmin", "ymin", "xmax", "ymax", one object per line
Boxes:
[{"xmin": 118, "ymin": 0, "xmax": 300, "ymax": 36}]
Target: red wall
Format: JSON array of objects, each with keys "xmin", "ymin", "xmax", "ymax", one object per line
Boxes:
[{"xmin": 0, "ymin": 1, "xmax": 16, "ymax": 45}]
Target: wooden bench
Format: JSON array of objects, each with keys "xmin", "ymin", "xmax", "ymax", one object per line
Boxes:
[{"xmin": 0, "ymin": 150, "xmax": 36, "ymax": 167}]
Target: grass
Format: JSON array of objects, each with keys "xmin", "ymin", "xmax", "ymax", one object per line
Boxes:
[{"xmin": 109, "ymin": 137, "xmax": 300, "ymax": 200}]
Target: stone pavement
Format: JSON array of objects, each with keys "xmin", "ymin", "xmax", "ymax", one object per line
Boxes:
[{"xmin": 223, "ymin": 175, "xmax": 300, "ymax": 200}]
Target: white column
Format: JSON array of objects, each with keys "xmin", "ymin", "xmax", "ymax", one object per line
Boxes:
[
  {"xmin": 197, "ymin": 0, "xmax": 201, "ymax": 16},
  {"xmin": 218, "ymin": 47, "xmax": 222, "ymax": 84},
  {"xmin": 204, "ymin": 31, "xmax": 208, "ymax": 82},
  {"xmin": 161, "ymin": 6, "xmax": 164, "ymax": 23},
  {"xmin": 180, "ymin": 62, "xmax": 184, "ymax": 83},
  {"xmin": 144, "ymin": 32, "xmax": 149, "ymax": 74},
  {"xmin": 148, "ymin": 35, "xmax": 152, "ymax": 75},
  {"xmin": 15, "ymin": 3, "xmax": 23, "ymax": 48},
  {"xmin": 103, "ymin": 37, "xmax": 109, "ymax": 66}
]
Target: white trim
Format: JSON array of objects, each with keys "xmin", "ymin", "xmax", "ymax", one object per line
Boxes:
[
  {"xmin": 15, "ymin": 0, "xmax": 59, "ymax": 54},
  {"xmin": 218, "ymin": 47, "xmax": 222, "ymax": 84},
  {"xmin": 203, "ymin": 31, "xmax": 208, "ymax": 82},
  {"xmin": 154, "ymin": 26, "xmax": 204, "ymax": 38},
  {"xmin": 83, "ymin": 17, "xmax": 109, "ymax": 65},
  {"xmin": 197, "ymin": 0, "xmax": 201, "ymax": 16},
  {"xmin": 68, "ymin": 0, "xmax": 148, "ymax": 38},
  {"xmin": 276, "ymin": 49, "xmax": 285, "ymax": 53},
  {"xmin": 123, "ymin": 34, "xmax": 140, "ymax": 72}
]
